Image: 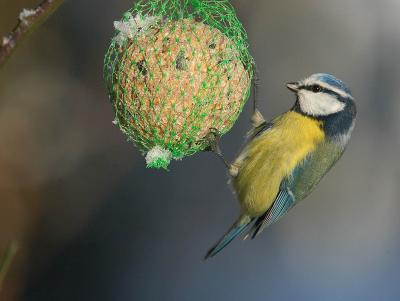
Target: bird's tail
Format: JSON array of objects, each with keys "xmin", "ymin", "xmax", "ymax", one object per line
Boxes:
[{"xmin": 204, "ymin": 215, "xmax": 253, "ymax": 259}]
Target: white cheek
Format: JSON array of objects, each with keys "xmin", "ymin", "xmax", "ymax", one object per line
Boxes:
[{"xmin": 298, "ymin": 90, "xmax": 345, "ymax": 116}]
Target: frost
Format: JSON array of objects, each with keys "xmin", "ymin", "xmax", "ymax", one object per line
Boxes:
[
  {"xmin": 19, "ymin": 8, "xmax": 37, "ymax": 24},
  {"xmin": 2, "ymin": 36, "xmax": 10, "ymax": 46},
  {"xmin": 145, "ymin": 146, "xmax": 172, "ymax": 166},
  {"xmin": 113, "ymin": 13, "xmax": 161, "ymax": 46}
]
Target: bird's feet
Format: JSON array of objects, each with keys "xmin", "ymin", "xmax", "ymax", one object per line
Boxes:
[
  {"xmin": 250, "ymin": 109, "xmax": 265, "ymax": 128},
  {"xmin": 205, "ymin": 128, "xmax": 230, "ymax": 169}
]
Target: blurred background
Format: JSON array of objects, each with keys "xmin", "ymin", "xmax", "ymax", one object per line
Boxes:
[{"xmin": 0, "ymin": 0, "xmax": 399, "ymax": 300}]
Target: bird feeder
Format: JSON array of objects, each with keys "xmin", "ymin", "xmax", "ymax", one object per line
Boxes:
[{"xmin": 104, "ymin": 0, "xmax": 253, "ymax": 169}]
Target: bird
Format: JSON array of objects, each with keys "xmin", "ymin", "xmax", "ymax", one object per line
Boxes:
[{"xmin": 205, "ymin": 73, "xmax": 356, "ymax": 259}]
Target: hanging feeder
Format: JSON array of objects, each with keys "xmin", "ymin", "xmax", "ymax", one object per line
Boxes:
[{"xmin": 104, "ymin": 0, "xmax": 253, "ymax": 169}]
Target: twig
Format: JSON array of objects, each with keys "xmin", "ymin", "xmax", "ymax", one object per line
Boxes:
[
  {"xmin": 0, "ymin": 0, "xmax": 64, "ymax": 67},
  {"xmin": 0, "ymin": 242, "xmax": 18, "ymax": 292}
]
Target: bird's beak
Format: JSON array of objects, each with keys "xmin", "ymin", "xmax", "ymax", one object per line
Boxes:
[{"xmin": 286, "ymin": 82, "xmax": 299, "ymax": 93}]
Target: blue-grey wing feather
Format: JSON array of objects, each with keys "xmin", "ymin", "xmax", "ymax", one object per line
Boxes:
[
  {"xmin": 291, "ymin": 141, "xmax": 344, "ymax": 201},
  {"xmin": 247, "ymin": 121, "xmax": 273, "ymax": 140},
  {"xmin": 248, "ymin": 187, "xmax": 295, "ymax": 239}
]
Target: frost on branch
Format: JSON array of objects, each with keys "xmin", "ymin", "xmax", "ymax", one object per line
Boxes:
[
  {"xmin": 113, "ymin": 13, "xmax": 161, "ymax": 46},
  {"xmin": 2, "ymin": 36, "xmax": 10, "ymax": 47},
  {"xmin": 19, "ymin": 8, "xmax": 38, "ymax": 24}
]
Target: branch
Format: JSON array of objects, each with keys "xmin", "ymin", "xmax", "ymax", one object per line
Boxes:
[
  {"xmin": 0, "ymin": 242, "xmax": 18, "ymax": 292},
  {"xmin": 0, "ymin": 0, "xmax": 64, "ymax": 67}
]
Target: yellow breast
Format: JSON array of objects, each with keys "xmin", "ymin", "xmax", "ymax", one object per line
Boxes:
[{"xmin": 233, "ymin": 111, "xmax": 324, "ymax": 217}]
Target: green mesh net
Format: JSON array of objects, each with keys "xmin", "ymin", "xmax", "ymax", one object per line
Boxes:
[{"xmin": 104, "ymin": 0, "xmax": 254, "ymax": 169}]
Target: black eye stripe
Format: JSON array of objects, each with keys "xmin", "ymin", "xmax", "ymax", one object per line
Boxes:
[{"xmin": 299, "ymin": 84, "xmax": 341, "ymax": 98}]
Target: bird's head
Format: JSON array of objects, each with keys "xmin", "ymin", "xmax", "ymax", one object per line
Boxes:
[{"xmin": 287, "ymin": 73, "xmax": 356, "ymax": 141}]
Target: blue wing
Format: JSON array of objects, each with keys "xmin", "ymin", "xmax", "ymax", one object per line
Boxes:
[
  {"xmin": 245, "ymin": 185, "xmax": 295, "ymax": 239},
  {"xmin": 247, "ymin": 121, "xmax": 273, "ymax": 140}
]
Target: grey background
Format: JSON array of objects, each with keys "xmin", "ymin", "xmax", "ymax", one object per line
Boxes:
[{"xmin": 0, "ymin": 0, "xmax": 399, "ymax": 300}]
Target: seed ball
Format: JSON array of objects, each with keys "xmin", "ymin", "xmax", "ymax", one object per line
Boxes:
[{"xmin": 110, "ymin": 18, "xmax": 251, "ymax": 168}]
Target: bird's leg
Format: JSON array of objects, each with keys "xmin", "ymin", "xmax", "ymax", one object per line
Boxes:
[
  {"xmin": 252, "ymin": 61, "xmax": 260, "ymax": 114},
  {"xmin": 250, "ymin": 62, "xmax": 265, "ymax": 128},
  {"xmin": 205, "ymin": 128, "xmax": 230, "ymax": 169},
  {"xmin": 251, "ymin": 109, "xmax": 265, "ymax": 128}
]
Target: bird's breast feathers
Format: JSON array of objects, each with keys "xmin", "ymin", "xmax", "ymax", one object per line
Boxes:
[{"xmin": 232, "ymin": 111, "xmax": 326, "ymax": 216}]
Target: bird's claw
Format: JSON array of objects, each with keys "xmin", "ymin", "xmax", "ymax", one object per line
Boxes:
[
  {"xmin": 206, "ymin": 128, "xmax": 222, "ymax": 153},
  {"xmin": 204, "ymin": 128, "xmax": 229, "ymax": 168}
]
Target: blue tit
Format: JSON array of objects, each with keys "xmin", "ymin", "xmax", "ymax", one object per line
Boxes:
[{"xmin": 205, "ymin": 73, "xmax": 356, "ymax": 259}]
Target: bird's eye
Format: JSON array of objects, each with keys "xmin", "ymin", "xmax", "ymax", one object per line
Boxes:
[{"xmin": 311, "ymin": 85, "xmax": 322, "ymax": 93}]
